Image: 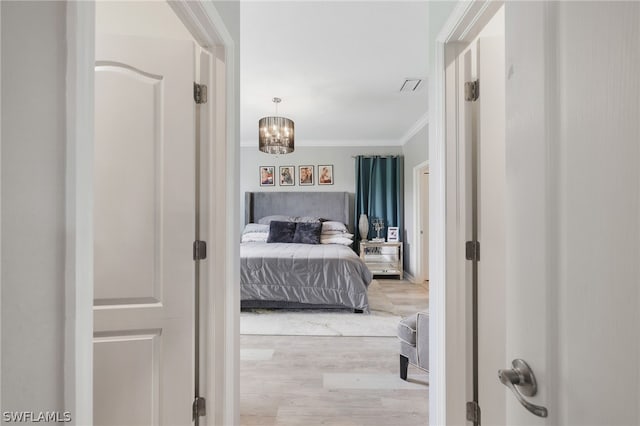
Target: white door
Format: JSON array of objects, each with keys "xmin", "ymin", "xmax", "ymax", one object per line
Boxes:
[
  {"xmin": 502, "ymin": 2, "xmax": 640, "ymax": 425},
  {"xmin": 476, "ymin": 35, "xmax": 507, "ymax": 426},
  {"xmin": 419, "ymin": 170, "xmax": 430, "ymax": 282},
  {"xmin": 93, "ymin": 34, "xmax": 195, "ymax": 425},
  {"xmin": 459, "ymin": 28, "xmax": 507, "ymax": 425}
]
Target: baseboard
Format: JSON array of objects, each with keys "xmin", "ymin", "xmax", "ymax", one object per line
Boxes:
[{"xmin": 403, "ymin": 271, "xmax": 416, "ymax": 283}]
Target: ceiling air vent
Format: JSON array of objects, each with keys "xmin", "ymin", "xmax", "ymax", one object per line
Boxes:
[{"xmin": 400, "ymin": 78, "xmax": 423, "ymax": 93}]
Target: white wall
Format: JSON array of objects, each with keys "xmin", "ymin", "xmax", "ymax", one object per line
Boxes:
[
  {"xmin": 96, "ymin": 1, "xmax": 194, "ymax": 41},
  {"xmin": 1, "ymin": 0, "xmax": 67, "ymax": 413},
  {"xmin": 239, "ymin": 145, "xmax": 402, "ymax": 229},
  {"xmin": 402, "ymin": 124, "xmax": 428, "ymax": 278}
]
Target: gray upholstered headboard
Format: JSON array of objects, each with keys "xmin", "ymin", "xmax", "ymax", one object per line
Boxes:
[{"xmin": 245, "ymin": 192, "xmax": 353, "ymax": 231}]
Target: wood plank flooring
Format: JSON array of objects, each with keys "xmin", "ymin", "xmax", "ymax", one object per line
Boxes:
[{"xmin": 240, "ymin": 279, "xmax": 429, "ymax": 426}]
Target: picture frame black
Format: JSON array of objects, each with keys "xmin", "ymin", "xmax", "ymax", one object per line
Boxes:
[
  {"xmin": 279, "ymin": 165, "xmax": 295, "ymax": 186},
  {"xmin": 299, "ymin": 165, "xmax": 314, "ymax": 186},
  {"xmin": 318, "ymin": 164, "xmax": 334, "ymax": 185},
  {"xmin": 259, "ymin": 166, "xmax": 275, "ymax": 186}
]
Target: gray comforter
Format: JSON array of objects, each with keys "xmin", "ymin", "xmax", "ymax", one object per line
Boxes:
[{"xmin": 240, "ymin": 242, "xmax": 373, "ymax": 312}]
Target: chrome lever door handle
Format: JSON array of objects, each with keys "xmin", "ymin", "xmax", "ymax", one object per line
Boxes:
[{"xmin": 498, "ymin": 359, "xmax": 548, "ymax": 418}]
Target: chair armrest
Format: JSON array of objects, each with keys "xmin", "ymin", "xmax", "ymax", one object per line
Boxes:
[{"xmin": 415, "ymin": 312, "xmax": 429, "ymax": 372}]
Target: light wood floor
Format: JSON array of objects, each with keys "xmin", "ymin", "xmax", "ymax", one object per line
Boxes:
[{"xmin": 240, "ymin": 279, "xmax": 429, "ymax": 426}]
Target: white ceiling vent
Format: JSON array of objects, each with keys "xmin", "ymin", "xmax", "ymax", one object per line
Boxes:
[{"xmin": 400, "ymin": 78, "xmax": 423, "ymax": 93}]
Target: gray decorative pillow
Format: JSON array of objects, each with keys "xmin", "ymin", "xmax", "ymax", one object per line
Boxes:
[
  {"xmin": 267, "ymin": 221, "xmax": 297, "ymax": 243},
  {"xmin": 293, "ymin": 222, "xmax": 322, "ymax": 244}
]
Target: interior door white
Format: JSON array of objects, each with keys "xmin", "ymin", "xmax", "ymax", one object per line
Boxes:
[
  {"xmin": 464, "ymin": 36, "xmax": 506, "ymax": 425},
  {"xmin": 93, "ymin": 34, "xmax": 195, "ymax": 425},
  {"xmin": 459, "ymin": 31, "xmax": 507, "ymax": 426},
  {"xmin": 476, "ymin": 35, "xmax": 506, "ymax": 426},
  {"xmin": 419, "ymin": 170, "xmax": 430, "ymax": 282},
  {"xmin": 503, "ymin": 2, "xmax": 640, "ymax": 425}
]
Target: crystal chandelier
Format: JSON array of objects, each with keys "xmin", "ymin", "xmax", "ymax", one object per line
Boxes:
[{"xmin": 258, "ymin": 97, "xmax": 295, "ymax": 154}]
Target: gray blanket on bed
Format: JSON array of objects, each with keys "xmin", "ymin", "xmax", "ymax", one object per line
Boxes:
[{"xmin": 240, "ymin": 242, "xmax": 373, "ymax": 312}]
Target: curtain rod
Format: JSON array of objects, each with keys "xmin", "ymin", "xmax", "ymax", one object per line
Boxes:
[{"xmin": 351, "ymin": 155, "xmax": 401, "ymax": 158}]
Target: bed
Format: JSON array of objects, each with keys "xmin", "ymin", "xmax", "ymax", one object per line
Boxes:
[{"xmin": 241, "ymin": 192, "xmax": 373, "ymax": 312}]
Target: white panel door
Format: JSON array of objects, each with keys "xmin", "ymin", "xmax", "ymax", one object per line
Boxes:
[
  {"xmin": 503, "ymin": 2, "xmax": 640, "ymax": 425},
  {"xmin": 476, "ymin": 36, "xmax": 506, "ymax": 426},
  {"xmin": 93, "ymin": 34, "xmax": 195, "ymax": 426},
  {"xmin": 460, "ymin": 34, "xmax": 507, "ymax": 426}
]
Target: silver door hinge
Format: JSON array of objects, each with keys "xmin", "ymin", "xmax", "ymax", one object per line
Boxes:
[
  {"xmin": 465, "ymin": 241, "xmax": 480, "ymax": 261},
  {"xmin": 194, "ymin": 83, "xmax": 208, "ymax": 104},
  {"xmin": 465, "ymin": 80, "xmax": 479, "ymax": 102},
  {"xmin": 192, "ymin": 396, "xmax": 206, "ymax": 420},
  {"xmin": 193, "ymin": 240, "xmax": 207, "ymax": 260},
  {"xmin": 466, "ymin": 401, "xmax": 481, "ymax": 424}
]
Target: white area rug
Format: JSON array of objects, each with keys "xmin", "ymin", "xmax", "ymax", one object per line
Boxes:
[{"xmin": 240, "ymin": 281, "xmax": 401, "ymax": 337}]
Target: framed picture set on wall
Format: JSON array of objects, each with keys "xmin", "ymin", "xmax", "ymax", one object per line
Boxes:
[
  {"xmin": 259, "ymin": 166, "xmax": 275, "ymax": 186},
  {"xmin": 299, "ymin": 165, "xmax": 314, "ymax": 185},
  {"xmin": 279, "ymin": 166, "xmax": 295, "ymax": 186},
  {"xmin": 318, "ymin": 165, "xmax": 334, "ymax": 185}
]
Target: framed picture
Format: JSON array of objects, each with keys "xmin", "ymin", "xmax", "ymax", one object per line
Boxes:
[
  {"xmin": 318, "ymin": 165, "xmax": 334, "ymax": 185},
  {"xmin": 299, "ymin": 165, "xmax": 314, "ymax": 186},
  {"xmin": 387, "ymin": 226, "xmax": 399, "ymax": 242},
  {"xmin": 279, "ymin": 166, "xmax": 295, "ymax": 186},
  {"xmin": 259, "ymin": 166, "xmax": 275, "ymax": 186}
]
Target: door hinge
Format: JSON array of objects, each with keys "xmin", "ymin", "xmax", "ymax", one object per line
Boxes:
[
  {"xmin": 194, "ymin": 83, "xmax": 208, "ymax": 104},
  {"xmin": 465, "ymin": 80, "xmax": 479, "ymax": 102},
  {"xmin": 193, "ymin": 240, "xmax": 207, "ymax": 260},
  {"xmin": 192, "ymin": 396, "xmax": 206, "ymax": 420},
  {"xmin": 466, "ymin": 240, "xmax": 480, "ymax": 261},
  {"xmin": 466, "ymin": 401, "xmax": 481, "ymax": 424}
]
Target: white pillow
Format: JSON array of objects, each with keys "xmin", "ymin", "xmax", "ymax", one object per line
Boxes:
[
  {"xmin": 321, "ymin": 221, "xmax": 348, "ymax": 233},
  {"xmin": 241, "ymin": 232, "xmax": 268, "ymax": 243},
  {"xmin": 242, "ymin": 223, "xmax": 269, "ymax": 234},
  {"xmin": 321, "ymin": 231, "xmax": 354, "ymax": 239},
  {"xmin": 320, "ymin": 236, "xmax": 354, "ymax": 246}
]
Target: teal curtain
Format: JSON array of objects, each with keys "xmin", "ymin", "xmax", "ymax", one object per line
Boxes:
[{"xmin": 354, "ymin": 155, "xmax": 404, "ymax": 252}]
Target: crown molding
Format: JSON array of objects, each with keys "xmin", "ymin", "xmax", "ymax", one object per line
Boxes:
[{"xmin": 398, "ymin": 112, "xmax": 429, "ymax": 146}]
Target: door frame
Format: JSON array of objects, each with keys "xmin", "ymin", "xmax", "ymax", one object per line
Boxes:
[
  {"xmin": 64, "ymin": 2, "xmax": 238, "ymax": 425},
  {"xmin": 413, "ymin": 160, "xmax": 429, "ymax": 282},
  {"xmin": 428, "ymin": 1, "xmax": 504, "ymax": 424}
]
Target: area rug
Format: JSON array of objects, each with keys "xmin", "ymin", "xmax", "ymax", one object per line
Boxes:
[{"xmin": 240, "ymin": 281, "xmax": 402, "ymax": 337}]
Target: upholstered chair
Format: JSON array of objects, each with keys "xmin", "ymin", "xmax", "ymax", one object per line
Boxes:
[{"xmin": 397, "ymin": 312, "xmax": 429, "ymax": 380}]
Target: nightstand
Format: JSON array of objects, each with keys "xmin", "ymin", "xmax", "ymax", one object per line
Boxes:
[{"xmin": 359, "ymin": 241, "xmax": 403, "ymax": 279}]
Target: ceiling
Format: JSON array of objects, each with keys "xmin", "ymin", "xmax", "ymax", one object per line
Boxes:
[{"xmin": 240, "ymin": 1, "xmax": 429, "ymax": 147}]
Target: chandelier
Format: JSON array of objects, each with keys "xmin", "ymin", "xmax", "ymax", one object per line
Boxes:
[{"xmin": 258, "ymin": 97, "xmax": 295, "ymax": 154}]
